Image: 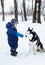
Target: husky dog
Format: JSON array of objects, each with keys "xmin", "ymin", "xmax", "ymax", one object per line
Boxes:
[{"xmin": 26, "ymin": 27, "xmax": 44, "ymax": 53}]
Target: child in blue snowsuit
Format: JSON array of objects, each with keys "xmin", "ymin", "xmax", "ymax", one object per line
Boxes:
[{"xmin": 6, "ymin": 19, "xmax": 24, "ymax": 56}]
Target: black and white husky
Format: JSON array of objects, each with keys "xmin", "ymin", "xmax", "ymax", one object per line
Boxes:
[{"xmin": 25, "ymin": 27, "xmax": 44, "ymax": 53}]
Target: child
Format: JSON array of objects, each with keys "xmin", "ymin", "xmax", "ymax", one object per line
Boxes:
[{"xmin": 6, "ymin": 19, "xmax": 24, "ymax": 56}]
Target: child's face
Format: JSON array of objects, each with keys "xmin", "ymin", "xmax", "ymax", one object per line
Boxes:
[{"xmin": 14, "ymin": 23, "xmax": 17, "ymax": 28}]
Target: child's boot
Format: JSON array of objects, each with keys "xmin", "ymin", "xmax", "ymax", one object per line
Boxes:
[{"xmin": 10, "ymin": 49, "xmax": 17, "ymax": 56}]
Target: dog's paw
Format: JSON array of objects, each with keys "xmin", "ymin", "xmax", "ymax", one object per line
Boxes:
[{"xmin": 25, "ymin": 35, "xmax": 27, "ymax": 37}]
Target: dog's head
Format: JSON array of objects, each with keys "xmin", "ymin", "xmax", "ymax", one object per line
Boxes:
[
  {"xmin": 27, "ymin": 27, "xmax": 33, "ymax": 33},
  {"xmin": 25, "ymin": 27, "xmax": 33, "ymax": 40}
]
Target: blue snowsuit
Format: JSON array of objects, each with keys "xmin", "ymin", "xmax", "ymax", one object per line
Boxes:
[{"xmin": 6, "ymin": 22, "xmax": 24, "ymax": 51}]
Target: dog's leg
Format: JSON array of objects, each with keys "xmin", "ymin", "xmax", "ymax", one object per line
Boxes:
[
  {"xmin": 36, "ymin": 42, "xmax": 44, "ymax": 52},
  {"xmin": 29, "ymin": 42, "xmax": 33, "ymax": 54},
  {"xmin": 29, "ymin": 43, "xmax": 31, "ymax": 53},
  {"xmin": 40, "ymin": 44, "xmax": 44, "ymax": 52},
  {"xmin": 32, "ymin": 44, "xmax": 37, "ymax": 54},
  {"xmin": 29, "ymin": 42, "xmax": 36, "ymax": 54}
]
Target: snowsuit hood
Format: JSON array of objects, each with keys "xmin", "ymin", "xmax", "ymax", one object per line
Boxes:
[{"xmin": 6, "ymin": 22, "xmax": 12, "ymax": 29}]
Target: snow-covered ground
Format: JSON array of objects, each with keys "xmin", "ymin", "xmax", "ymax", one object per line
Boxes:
[{"xmin": 0, "ymin": 15, "xmax": 45, "ymax": 65}]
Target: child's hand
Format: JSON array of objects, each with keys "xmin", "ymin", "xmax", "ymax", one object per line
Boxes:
[{"xmin": 21, "ymin": 35, "xmax": 24, "ymax": 37}]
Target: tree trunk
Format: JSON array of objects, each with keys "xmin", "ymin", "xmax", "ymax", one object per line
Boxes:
[
  {"xmin": 14, "ymin": 0, "xmax": 18, "ymax": 20},
  {"xmin": 1, "ymin": 0, "xmax": 5, "ymax": 21},
  {"xmin": 23, "ymin": 0, "xmax": 27, "ymax": 21},
  {"xmin": 33, "ymin": 0, "xmax": 41, "ymax": 24},
  {"xmin": 38, "ymin": 0, "xmax": 41, "ymax": 24}
]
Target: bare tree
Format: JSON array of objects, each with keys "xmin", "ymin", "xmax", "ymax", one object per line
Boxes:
[
  {"xmin": 1, "ymin": 0, "xmax": 5, "ymax": 21},
  {"xmin": 33, "ymin": 0, "xmax": 41, "ymax": 24},
  {"xmin": 23, "ymin": 0, "xmax": 27, "ymax": 21},
  {"xmin": 14, "ymin": 0, "xmax": 18, "ymax": 20}
]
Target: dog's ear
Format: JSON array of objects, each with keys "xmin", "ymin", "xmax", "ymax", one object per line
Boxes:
[
  {"xmin": 27, "ymin": 27, "xmax": 30, "ymax": 31},
  {"xmin": 32, "ymin": 28, "xmax": 33, "ymax": 31},
  {"xmin": 28, "ymin": 27, "xmax": 33, "ymax": 31},
  {"xmin": 27, "ymin": 27, "xmax": 33, "ymax": 33}
]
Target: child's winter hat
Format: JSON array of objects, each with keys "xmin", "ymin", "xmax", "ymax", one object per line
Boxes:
[{"xmin": 11, "ymin": 19, "xmax": 19, "ymax": 26}]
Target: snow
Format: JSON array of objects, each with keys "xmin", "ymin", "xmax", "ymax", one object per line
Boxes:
[
  {"xmin": 0, "ymin": 15, "xmax": 45, "ymax": 65},
  {"xmin": 0, "ymin": 0, "xmax": 45, "ymax": 64}
]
